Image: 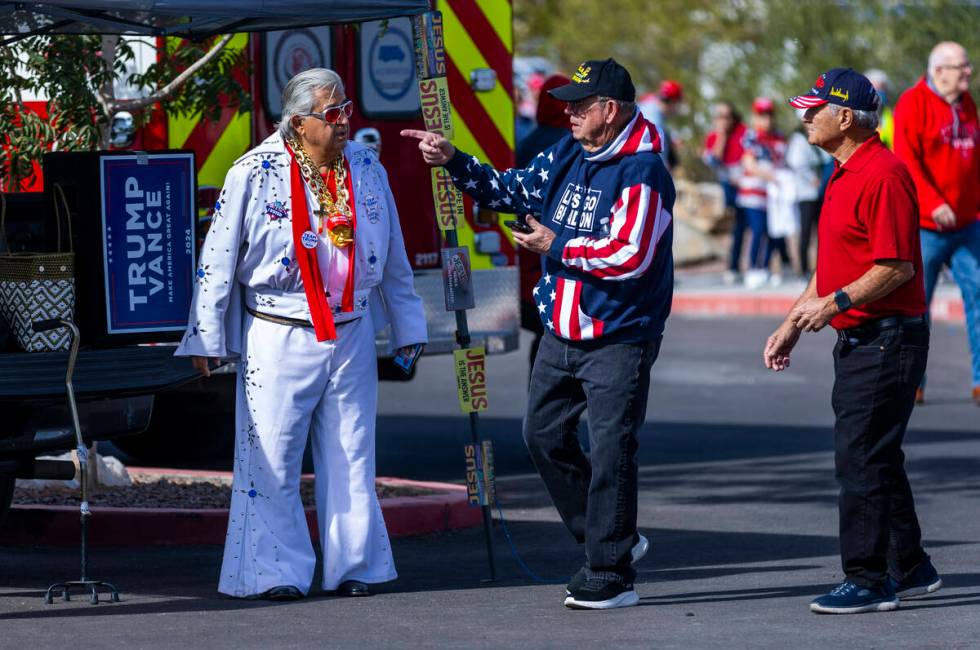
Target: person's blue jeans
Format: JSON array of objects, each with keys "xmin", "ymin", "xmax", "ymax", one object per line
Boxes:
[
  {"xmin": 728, "ymin": 206, "xmax": 747, "ymax": 272},
  {"xmin": 765, "ymin": 236, "xmax": 791, "ymax": 269},
  {"xmin": 743, "ymin": 207, "xmax": 769, "ymax": 269},
  {"xmin": 721, "ymin": 180, "xmax": 737, "ymax": 209},
  {"xmin": 920, "ymin": 221, "xmax": 980, "ymax": 388},
  {"xmin": 523, "ymin": 331, "xmax": 661, "ymax": 583},
  {"xmin": 723, "ymin": 181, "xmax": 742, "ymax": 273}
]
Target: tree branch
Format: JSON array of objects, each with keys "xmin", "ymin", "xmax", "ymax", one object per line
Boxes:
[{"xmin": 108, "ymin": 33, "xmax": 234, "ymax": 114}]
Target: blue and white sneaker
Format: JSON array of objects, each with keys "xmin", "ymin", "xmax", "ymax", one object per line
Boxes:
[
  {"xmin": 887, "ymin": 559, "xmax": 943, "ymax": 599},
  {"xmin": 810, "ymin": 580, "xmax": 899, "ymax": 614}
]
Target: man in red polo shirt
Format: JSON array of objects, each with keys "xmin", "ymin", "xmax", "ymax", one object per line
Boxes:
[{"xmin": 763, "ymin": 68, "xmax": 942, "ymax": 615}]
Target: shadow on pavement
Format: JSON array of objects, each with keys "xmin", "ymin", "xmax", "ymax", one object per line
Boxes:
[
  {"xmin": 640, "ymin": 583, "xmax": 839, "ymax": 605},
  {"xmin": 4, "ymin": 418, "xmax": 975, "ymax": 621},
  {"xmin": 0, "ymin": 520, "xmax": 884, "ymax": 619},
  {"xmin": 376, "ymin": 415, "xmax": 980, "ymax": 484}
]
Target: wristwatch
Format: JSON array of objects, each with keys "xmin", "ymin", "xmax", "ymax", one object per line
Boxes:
[{"xmin": 834, "ymin": 289, "xmax": 853, "ymax": 313}]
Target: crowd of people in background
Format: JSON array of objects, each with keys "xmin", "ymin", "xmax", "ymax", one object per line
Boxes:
[
  {"xmin": 699, "ymin": 53, "xmax": 977, "ymax": 312},
  {"xmin": 512, "ymin": 43, "xmax": 978, "ymax": 405},
  {"xmin": 703, "ymin": 96, "xmax": 835, "ymax": 288}
]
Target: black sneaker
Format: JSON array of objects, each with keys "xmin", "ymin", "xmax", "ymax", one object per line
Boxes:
[
  {"xmin": 564, "ymin": 578, "xmax": 639, "ymax": 610},
  {"xmin": 887, "ymin": 558, "xmax": 943, "ymax": 599},
  {"xmin": 809, "ymin": 580, "xmax": 898, "ymax": 614},
  {"xmin": 565, "ymin": 534, "xmax": 649, "ymax": 595}
]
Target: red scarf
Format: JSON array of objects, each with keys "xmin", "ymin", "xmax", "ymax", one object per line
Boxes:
[{"xmin": 284, "ymin": 146, "xmax": 358, "ymax": 342}]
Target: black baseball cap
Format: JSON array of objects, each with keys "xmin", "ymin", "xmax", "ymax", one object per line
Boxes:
[
  {"xmin": 789, "ymin": 67, "xmax": 879, "ymax": 112},
  {"xmin": 549, "ymin": 58, "xmax": 636, "ymax": 103}
]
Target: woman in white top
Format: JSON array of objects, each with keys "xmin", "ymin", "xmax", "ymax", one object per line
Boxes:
[{"xmin": 785, "ymin": 124, "xmax": 829, "ymax": 276}]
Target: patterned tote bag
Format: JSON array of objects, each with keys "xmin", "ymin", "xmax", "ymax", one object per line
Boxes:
[{"xmin": 0, "ymin": 186, "xmax": 76, "ymax": 352}]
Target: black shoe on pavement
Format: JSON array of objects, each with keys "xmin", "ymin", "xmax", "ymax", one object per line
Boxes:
[
  {"xmin": 259, "ymin": 585, "xmax": 304, "ymax": 601},
  {"xmin": 337, "ymin": 580, "xmax": 371, "ymax": 597},
  {"xmin": 887, "ymin": 558, "xmax": 943, "ymax": 599},
  {"xmin": 566, "ymin": 533, "xmax": 649, "ymax": 595},
  {"xmin": 564, "ymin": 579, "xmax": 639, "ymax": 610}
]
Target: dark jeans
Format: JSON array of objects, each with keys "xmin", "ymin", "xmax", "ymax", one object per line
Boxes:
[
  {"xmin": 728, "ymin": 206, "xmax": 747, "ymax": 272},
  {"xmin": 523, "ymin": 331, "xmax": 661, "ymax": 583},
  {"xmin": 765, "ymin": 236, "xmax": 791, "ymax": 270},
  {"xmin": 743, "ymin": 207, "xmax": 769, "ymax": 269},
  {"xmin": 832, "ymin": 319, "xmax": 929, "ymax": 587},
  {"xmin": 798, "ymin": 199, "xmax": 821, "ymax": 275}
]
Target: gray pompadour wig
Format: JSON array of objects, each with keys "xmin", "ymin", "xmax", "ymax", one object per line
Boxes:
[{"xmin": 277, "ymin": 68, "xmax": 346, "ymax": 141}]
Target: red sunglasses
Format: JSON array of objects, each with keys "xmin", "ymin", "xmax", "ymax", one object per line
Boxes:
[{"xmin": 304, "ymin": 100, "xmax": 353, "ymax": 124}]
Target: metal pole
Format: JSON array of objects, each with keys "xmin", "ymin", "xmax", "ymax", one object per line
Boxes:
[
  {"xmin": 412, "ymin": 10, "xmax": 496, "ymax": 581},
  {"xmin": 62, "ymin": 321, "xmax": 92, "ymax": 583},
  {"xmin": 80, "ymin": 500, "xmax": 88, "ymax": 582},
  {"xmin": 445, "ymin": 230, "xmax": 497, "ymax": 581},
  {"xmin": 469, "ymin": 412, "xmax": 496, "ymax": 580}
]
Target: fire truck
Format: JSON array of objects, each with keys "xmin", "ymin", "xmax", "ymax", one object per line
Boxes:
[{"xmin": 135, "ymin": 6, "xmax": 518, "ymax": 359}]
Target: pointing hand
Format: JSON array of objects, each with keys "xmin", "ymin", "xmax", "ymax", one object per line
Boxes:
[{"xmin": 401, "ymin": 129, "xmax": 455, "ymax": 166}]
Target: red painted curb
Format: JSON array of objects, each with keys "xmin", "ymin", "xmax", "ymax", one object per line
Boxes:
[
  {"xmin": 0, "ymin": 478, "xmax": 482, "ymax": 547},
  {"xmin": 671, "ymin": 292, "xmax": 964, "ymax": 322}
]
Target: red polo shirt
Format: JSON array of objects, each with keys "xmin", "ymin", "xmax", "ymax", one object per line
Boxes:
[{"xmin": 816, "ymin": 134, "xmax": 926, "ymax": 329}]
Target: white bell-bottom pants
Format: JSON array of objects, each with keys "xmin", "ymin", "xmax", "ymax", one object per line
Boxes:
[{"xmin": 218, "ymin": 312, "xmax": 395, "ymax": 597}]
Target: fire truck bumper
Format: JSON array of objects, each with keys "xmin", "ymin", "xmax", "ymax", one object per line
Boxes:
[{"xmin": 375, "ymin": 267, "xmax": 519, "ymax": 356}]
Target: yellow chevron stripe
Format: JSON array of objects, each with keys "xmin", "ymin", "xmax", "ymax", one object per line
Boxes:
[
  {"xmin": 441, "ymin": 4, "xmax": 514, "ymax": 149},
  {"xmin": 450, "ymin": 107, "xmax": 490, "ymax": 169},
  {"xmin": 198, "ymin": 111, "xmax": 251, "ymax": 188},
  {"xmin": 444, "ymin": 113, "xmax": 478, "ymax": 252},
  {"xmin": 167, "ymin": 107, "xmax": 195, "ymax": 151},
  {"xmin": 167, "ymin": 33, "xmax": 248, "ymax": 152},
  {"xmin": 449, "ymin": 109, "xmax": 519, "ymax": 258},
  {"xmin": 474, "ymin": 0, "xmax": 512, "ymax": 52}
]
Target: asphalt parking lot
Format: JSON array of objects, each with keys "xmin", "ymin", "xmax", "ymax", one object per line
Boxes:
[{"xmin": 3, "ymin": 317, "xmax": 978, "ymax": 648}]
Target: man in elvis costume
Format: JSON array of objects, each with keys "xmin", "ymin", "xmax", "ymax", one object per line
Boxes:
[{"xmin": 176, "ymin": 68, "xmax": 427, "ymax": 601}]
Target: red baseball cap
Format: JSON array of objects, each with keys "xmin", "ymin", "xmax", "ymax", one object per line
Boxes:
[
  {"xmin": 527, "ymin": 72, "xmax": 545, "ymax": 93},
  {"xmin": 658, "ymin": 80, "xmax": 683, "ymax": 102},
  {"xmin": 752, "ymin": 97, "xmax": 775, "ymax": 114}
]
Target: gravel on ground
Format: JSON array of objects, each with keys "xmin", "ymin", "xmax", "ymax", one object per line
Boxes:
[{"xmin": 13, "ymin": 479, "xmax": 436, "ymax": 509}]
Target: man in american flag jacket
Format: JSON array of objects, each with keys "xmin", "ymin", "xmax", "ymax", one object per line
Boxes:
[{"xmin": 404, "ymin": 58, "xmax": 674, "ymax": 610}]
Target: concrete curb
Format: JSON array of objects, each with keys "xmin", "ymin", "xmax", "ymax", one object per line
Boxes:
[
  {"xmin": 1, "ymin": 475, "xmax": 481, "ymax": 547},
  {"xmin": 671, "ymin": 291, "xmax": 964, "ymax": 322}
]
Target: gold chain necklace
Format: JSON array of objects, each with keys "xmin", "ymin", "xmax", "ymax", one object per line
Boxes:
[{"xmin": 286, "ymin": 137, "xmax": 353, "ymax": 248}]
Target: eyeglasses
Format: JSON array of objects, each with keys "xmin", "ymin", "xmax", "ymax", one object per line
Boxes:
[
  {"xmin": 939, "ymin": 61, "xmax": 973, "ymax": 72},
  {"xmin": 303, "ymin": 100, "xmax": 354, "ymax": 124},
  {"xmin": 567, "ymin": 97, "xmax": 609, "ymax": 117}
]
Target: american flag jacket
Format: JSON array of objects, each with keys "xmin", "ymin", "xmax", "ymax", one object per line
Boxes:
[{"xmin": 445, "ymin": 111, "xmax": 674, "ymax": 343}]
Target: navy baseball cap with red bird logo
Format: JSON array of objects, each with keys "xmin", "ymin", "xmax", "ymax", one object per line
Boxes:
[{"xmin": 789, "ymin": 67, "xmax": 879, "ymax": 112}]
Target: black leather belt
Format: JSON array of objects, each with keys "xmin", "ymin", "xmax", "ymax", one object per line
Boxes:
[
  {"xmin": 245, "ymin": 305, "xmax": 313, "ymax": 328},
  {"xmin": 839, "ymin": 314, "xmax": 925, "ymax": 340}
]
